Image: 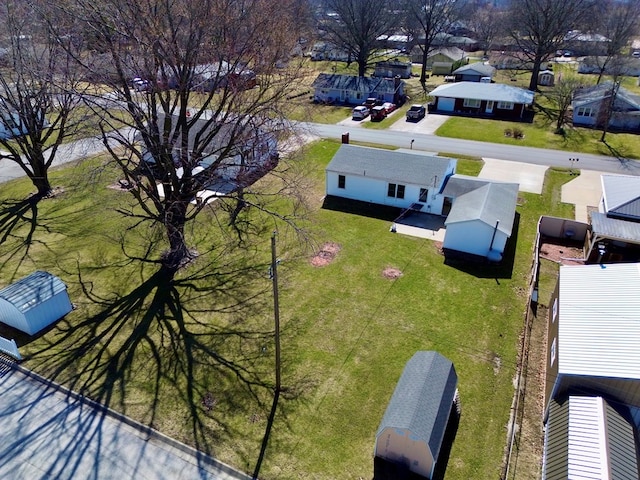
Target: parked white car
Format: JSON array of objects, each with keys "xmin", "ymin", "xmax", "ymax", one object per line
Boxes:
[{"xmin": 352, "ymin": 105, "xmax": 369, "ymax": 120}]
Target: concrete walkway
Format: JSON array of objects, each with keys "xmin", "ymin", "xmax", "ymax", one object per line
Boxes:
[
  {"xmin": 0, "ymin": 362, "xmax": 252, "ymax": 480},
  {"xmin": 561, "ymin": 169, "xmax": 605, "ymax": 223}
]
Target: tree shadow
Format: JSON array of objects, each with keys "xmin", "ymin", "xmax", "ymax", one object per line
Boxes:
[
  {"xmin": 0, "ymin": 197, "xmax": 41, "ymax": 275},
  {"xmin": 23, "ymin": 252, "xmax": 285, "ymax": 474},
  {"xmin": 601, "ymin": 140, "xmax": 640, "ymax": 170}
]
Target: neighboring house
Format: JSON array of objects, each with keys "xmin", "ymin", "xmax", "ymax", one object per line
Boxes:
[
  {"xmin": 312, "ymin": 73, "xmax": 406, "ymax": 106},
  {"xmin": 428, "ymin": 82, "xmax": 534, "ymax": 120},
  {"xmin": 0, "ymin": 110, "xmax": 25, "ymax": 139},
  {"xmin": 441, "ymin": 175, "xmax": 519, "ymax": 261},
  {"xmin": 545, "ymin": 263, "xmax": 640, "ymax": 429},
  {"xmin": 543, "ymin": 395, "xmax": 639, "ymax": 480},
  {"xmin": 325, "ymin": 144, "xmax": 456, "ymax": 213},
  {"xmin": 140, "ymin": 113, "xmax": 279, "ymax": 201},
  {"xmin": 189, "ymin": 62, "xmax": 257, "ymax": 92},
  {"xmin": 374, "ymin": 351, "xmax": 458, "ymax": 480},
  {"xmin": 452, "ymin": 63, "xmax": 495, "ymax": 82},
  {"xmin": 583, "ymin": 174, "xmax": 640, "ymax": 263},
  {"xmin": 373, "ymin": 61, "xmax": 412, "ymax": 79},
  {"xmin": 572, "ymin": 82, "xmax": 640, "ymax": 132},
  {"xmin": 563, "ymin": 30, "xmax": 610, "ymax": 56},
  {"xmin": 376, "ymin": 34, "xmax": 411, "ymax": 52},
  {"xmin": 578, "ymin": 56, "xmax": 640, "ymax": 77},
  {"xmin": 419, "ymin": 47, "xmax": 466, "ymax": 68},
  {"xmin": 0, "ymin": 271, "xmax": 73, "ymax": 336}
]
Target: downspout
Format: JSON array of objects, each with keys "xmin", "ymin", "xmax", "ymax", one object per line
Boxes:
[{"xmin": 489, "ymin": 220, "xmax": 500, "ymax": 251}]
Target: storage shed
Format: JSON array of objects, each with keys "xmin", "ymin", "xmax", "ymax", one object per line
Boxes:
[
  {"xmin": 375, "ymin": 351, "xmax": 458, "ymax": 479},
  {"xmin": 0, "ymin": 271, "xmax": 72, "ymax": 335}
]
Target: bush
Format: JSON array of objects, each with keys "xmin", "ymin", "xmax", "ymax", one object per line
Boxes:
[
  {"xmin": 504, "ymin": 128, "xmax": 512, "ymax": 137},
  {"xmin": 513, "ymin": 127, "xmax": 524, "ymax": 139}
]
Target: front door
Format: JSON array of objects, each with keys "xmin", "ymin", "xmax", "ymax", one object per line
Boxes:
[{"xmin": 485, "ymin": 101, "xmax": 494, "ymax": 114}]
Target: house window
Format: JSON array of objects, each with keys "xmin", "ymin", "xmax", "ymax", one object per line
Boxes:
[
  {"xmin": 463, "ymin": 98, "xmax": 481, "ymax": 108},
  {"xmin": 419, "ymin": 188, "xmax": 428, "ymax": 202},
  {"xmin": 550, "ymin": 338, "xmax": 556, "ymax": 366},
  {"xmin": 497, "ymin": 101, "xmax": 514, "ymax": 110},
  {"xmin": 338, "ymin": 175, "xmax": 345, "ymax": 189},
  {"xmin": 387, "ymin": 183, "xmax": 405, "ymax": 199},
  {"xmin": 576, "ymin": 106, "xmax": 594, "ymax": 117}
]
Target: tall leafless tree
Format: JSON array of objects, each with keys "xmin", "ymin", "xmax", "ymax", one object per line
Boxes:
[
  {"xmin": 0, "ymin": 0, "xmax": 85, "ymax": 198},
  {"xmin": 405, "ymin": 0, "xmax": 463, "ymax": 87},
  {"xmin": 591, "ymin": 0, "xmax": 640, "ymax": 84},
  {"xmin": 543, "ymin": 75, "xmax": 583, "ymax": 134},
  {"xmin": 465, "ymin": 3, "xmax": 505, "ymax": 56},
  {"xmin": 51, "ymin": 0, "xmax": 308, "ymax": 276},
  {"xmin": 506, "ymin": 0, "xmax": 596, "ymax": 92},
  {"xmin": 322, "ymin": 0, "xmax": 398, "ymax": 77}
]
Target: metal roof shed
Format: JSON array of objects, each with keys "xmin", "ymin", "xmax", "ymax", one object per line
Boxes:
[
  {"xmin": 375, "ymin": 351, "xmax": 458, "ymax": 479},
  {"xmin": 0, "ymin": 271, "xmax": 72, "ymax": 335}
]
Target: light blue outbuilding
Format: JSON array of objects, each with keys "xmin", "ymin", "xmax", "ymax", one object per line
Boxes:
[{"xmin": 0, "ymin": 271, "xmax": 72, "ymax": 335}]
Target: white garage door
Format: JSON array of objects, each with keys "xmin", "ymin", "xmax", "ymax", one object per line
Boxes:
[{"xmin": 437, "ymin": 97, "xmax": 455, "ymax": 112}]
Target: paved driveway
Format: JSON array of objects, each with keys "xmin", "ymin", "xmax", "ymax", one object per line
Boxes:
[
  {"xmin": 561, "ymin": 169, "xmax": 605, "ymax": 222},
  {"xmin": 0, "ymin": 362, "xmax": 251, "ymax": 480},
  {"xmin": 479, "ymin": 158, "xmax": 548, "ymax": 194},
  {"xmin": 388, "ymin": 112, "xmax": 449, "ymax": 135}
]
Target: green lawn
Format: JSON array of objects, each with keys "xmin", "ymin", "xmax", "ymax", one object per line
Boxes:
[{"xmin": 0, "ymin": 141, "xmax": 576, "ymax": 479}]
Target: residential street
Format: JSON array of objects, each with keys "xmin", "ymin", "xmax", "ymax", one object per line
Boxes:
[{"xmin": 303, "ymin": 123, "xmax": 640, "ymax": 175}]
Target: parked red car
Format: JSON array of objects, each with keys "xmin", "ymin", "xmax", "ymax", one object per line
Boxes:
[{"xmin": 382, "ymin": 102, "xmax": 396, "ymax": 114}]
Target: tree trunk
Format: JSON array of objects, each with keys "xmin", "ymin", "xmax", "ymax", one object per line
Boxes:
[
  {"xmin": 163, "ymin": 200, "xmax": 192, "ymax": 272},
  {"xmin": 420, "ymin": 46, "xmax": 429, "ymax": 87},
  {"xmin": 30, "ymin": 163, "xmax": 52, "ymax": 198},
  {"xmin": 357, "ymin": 55, "xmax": 367, "ymax": 77},
  {"xmin": 528, "ymin": 56, "xmax": 543, "ymax": 91}
]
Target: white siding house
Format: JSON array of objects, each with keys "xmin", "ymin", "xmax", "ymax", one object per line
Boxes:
[
  {"xmin": 441, "ymin": 177, "xmax": 519, "ymax": 261},
  {"xmin": 325, "ymin": 145, "xmax": 456, "ymax": 213},
  {"xmin": 0, "ymin": 271, "xmax": 73, "ymax": 335},
  {"xmin": 572, "ymin": 82, "xmax": 640, "ymax": 131}
]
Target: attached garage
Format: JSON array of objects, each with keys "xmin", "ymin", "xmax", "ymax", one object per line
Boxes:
[
  {"xmin": 436, "ymin": 97, "xmax": 455, "ymax": 112},
  {"xmin": 374, "ymin": 351, "xmax": 458, "ymax": 479},
  {"xmin": 0, "ymin": 271, "xmax": 73, "ymax": 335}
]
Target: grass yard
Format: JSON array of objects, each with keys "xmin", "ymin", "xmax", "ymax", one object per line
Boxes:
[{"xmin": 0, "ymin": 141, "xmax": 576, "ymax": 480}]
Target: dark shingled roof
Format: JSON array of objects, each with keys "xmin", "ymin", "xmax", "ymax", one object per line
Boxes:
[
  {"xmin": 311, "ymin": 73, "xmax": 403, "ymax": 94},
  {"xmin": 441, "ymin": 174, "xmax": 491, "ymax": 197},
  {"xmin": 326, "ymin": 144, "xmax": 454, "ymax": 186},
  {"xmin": 376, "ymin": 351, "xmax": 458, "ymax": 462}
]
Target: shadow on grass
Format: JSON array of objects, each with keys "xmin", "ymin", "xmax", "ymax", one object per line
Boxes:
[
  {"xmin": 322, "ymin": 195, "xmax": 401, "ymax": 222},
  {"xmin": 21, "ymin": 250, "xmax": 287, "ymax": 475},
  {"xmin": 443, "ymin": 212, "xmax": 520, "ymax": 280},
  {"xmin": 0, "ymin": 198, "xmax": 41, "ymax": 275},
  {"xmin": 601, "ymin": 140, "xmax": 640, "ymax": 170}
]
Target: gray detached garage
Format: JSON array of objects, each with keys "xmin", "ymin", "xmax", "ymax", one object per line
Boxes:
[
  {"xmin": 0, "ymin": 271, "xmax": 73, "ymax": 335},
  {"xmin": 375, "ymin": 351, "xmax": 458, "ymax": 479}
]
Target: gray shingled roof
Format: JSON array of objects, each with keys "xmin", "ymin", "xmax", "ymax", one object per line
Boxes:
[
  {"xmin": 326, "ymin": 144, "xmax": 453, "ymax": 186},
  {"xmin": 376, "ymin": 351, "xmax": 457, "ymax": 461},
  {"xmin": 444, "ymin": 182, "xmax": 519, "ymax": 235},
  {"xmin": 452, "ymin": 63, "xmax": 495, "ymax": 77},
  {"xmin": 311, "ymin": 73, "xmax": 402, "ymax": 94},
  {"xmin": 573, "ymin": 82, "xmax": 640, "ymax": 110},
  {"xmin": 591, "ymin": 211, "xmax": 640, "ymax": 243},
  {"xmin": 601, "ymin": 174, "xmax": 640, "ymax": 220},
  {"xmin": 429, "ymin": 82, "xmax": 534, "ymax": 104},
  {"xmin": 441, "ymin": 174, "xmax": 491, "ymax": 197}
]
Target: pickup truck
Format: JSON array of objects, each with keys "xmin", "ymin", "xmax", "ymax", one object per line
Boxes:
[{"xmin": 406, "ymin": 104, "xmax": 426, "ymax": 121}]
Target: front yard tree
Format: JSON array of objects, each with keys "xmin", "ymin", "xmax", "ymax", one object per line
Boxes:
[
  {"xmin": 405, "ymin": 0, "xmax": 464, "ymax": 88},
  {"xmin": 592, "ymin": 0, "xmax": 640, "ymax": 84},
  {"xmin": 322, "ymin": 0, "xmax": 398, "ymax": 77},
  {"xmin": 0, "ymin": 0, "xmax": 84, "ymax": 199},
  {"xmin": 58, "ymin": 0, "xmax": 306, "ymax": 275},
  {"xmin": 506, "ymin": 0, "xmax": 596, "ymax": 92},
  {"xmin": 544, "ymin": 75, "xmax": 583, "ymax": 134}
]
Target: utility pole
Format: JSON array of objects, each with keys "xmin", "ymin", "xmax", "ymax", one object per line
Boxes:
[{"xmin": 270, "ymin": 232, "xmax": 281, "ymax": 393}]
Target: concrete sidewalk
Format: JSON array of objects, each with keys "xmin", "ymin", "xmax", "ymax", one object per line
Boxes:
[{"xmin": 0, "ymin": 361, "xmax": 252, "ymax": 480}]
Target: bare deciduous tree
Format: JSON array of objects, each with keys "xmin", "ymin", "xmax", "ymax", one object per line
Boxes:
[
  {"xmin": 405, "ymin": 0, "xmax": 463, "ymax": 87},
  {"xmin": 543, "ymin": 75, "xmax": 583, "ymax": 134},
  {"xmin": 322, "ymin": 0, "xmax": 399, "ymax": 77},
  {"xmin": 0, "ymin": 0, "xmax": 85, "ymax": 198},
  {"xmin": 53, "ymin": 0, "xmax": 308, "ymax": 276},
  {"xmin": 506, "ymin": 0, "xmax": 596, "ymax": 91},
  {"xmin": 465, "ymin": 3, "xmax": 505, "ymax": 56}
]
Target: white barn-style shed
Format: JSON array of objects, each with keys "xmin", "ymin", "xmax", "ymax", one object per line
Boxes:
[
  {"xmin": 441, "ymin": 176, "xmax": 519, "ymax": 261},
  {"xmin": 0, "ymin": 271, "xmax": 73, "ymax": 335},
  {"xmin": 326, "ymin": 145, "xmax": 456, "ymax": 214},
  {"xmin": 375, "ymin": 351, "xmax": 458, "ymax": 479}
]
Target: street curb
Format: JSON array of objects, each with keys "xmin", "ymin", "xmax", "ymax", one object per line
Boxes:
[{"xmin": 0, "ymin": 355, "xmax": 254, "ymax": 480}]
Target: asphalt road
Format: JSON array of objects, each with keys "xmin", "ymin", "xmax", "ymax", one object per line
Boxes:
[{"xmin": 302, "ymin": 123, "xmax": 640, "ymax": 175}]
